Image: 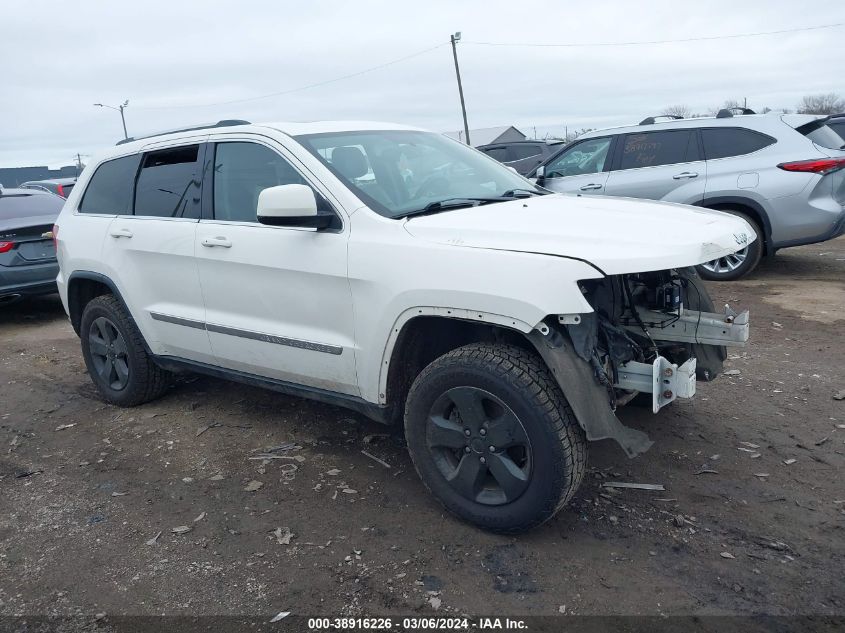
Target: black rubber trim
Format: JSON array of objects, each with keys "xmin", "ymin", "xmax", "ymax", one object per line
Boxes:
[
  {"xmin": 205, "ymin": 322, "xmax": 343, "ymax": 355},
  {"xmin": 149, "ymin": 310, "xmax": 344, "ymax": 355},
  {"xmin": 67, "ymin": 271, "xmax": 137, "ymax": 337},
  {"xmin": 769, "ymin": 212, "xmax": 845, "ymax": 250},
  {"xmin": 149, "ymin": 311, "xmax": 205, "ymax": 330},
  {"xmin": 153, "ymin": 355, "xmax": 387, "ymax": 423}
]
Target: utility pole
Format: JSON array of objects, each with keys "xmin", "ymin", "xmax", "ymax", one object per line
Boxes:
[
  {"xmin": 450, "ymin": 32, "xmax": 470, "ymax": 146},
  {"xmin": 75, "ymin": 153, "xmax": 86, "ymax": 176},
  {"xmin": 94, "ymin": 100, "xmax": 130, "ymax": 139}
]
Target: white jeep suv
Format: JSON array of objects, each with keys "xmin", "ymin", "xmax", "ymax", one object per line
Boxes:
[{"xmin": 55, "ymin": 120, "xmax": 752, "ymax": 532}]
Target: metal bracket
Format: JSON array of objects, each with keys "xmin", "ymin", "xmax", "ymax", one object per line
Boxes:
[
  {"xmin": 622, "ymin": 307, "xmax": 749, "ymax": 347},
  {"xmin": 615, "ymin": 356, "xmax": 697, "ymax": 413},
  {"xmin": 557, "ymin": 313, "xmax": 583, "ymax": 325}
]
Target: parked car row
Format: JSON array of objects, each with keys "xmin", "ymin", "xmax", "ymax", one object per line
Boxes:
[
  {"xmin": 481, "ymin": 110, "xmax": 845, "ymax": 279},
  {"xmin": 477, "ymin": 140, "xmax": 563, "ymax": 176},
  {"xmin": 0, "ymin": 186, "xmax": 64, "ymax": 303},
  {"xmin": 21, "ymin": 177, "xmax": 77, "ymax": 198}
]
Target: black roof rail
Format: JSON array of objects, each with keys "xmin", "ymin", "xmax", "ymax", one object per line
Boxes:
[
  {"xmin": 639, "ymin": 115, "xmax": 684, "ymax": 125},
  {"xmin": 716, "ymin": 107, "xmax": 756, "ymax": 119},
  {"xmin": 115, "ymin": 119, "xmax": 252, "ymax": 146}
]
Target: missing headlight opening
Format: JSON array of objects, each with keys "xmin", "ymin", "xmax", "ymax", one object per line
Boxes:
[{"xmin": 566, "ymin": 267, "xmax": 749, "ymax": 413}]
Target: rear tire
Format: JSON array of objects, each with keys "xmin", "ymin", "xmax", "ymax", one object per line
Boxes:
[
  {"xmin": 696, "ymin": 210, "xmax": 763, "ymax": 281},
  {"xmin": 404, "ymin": 343, "xmax": 586, "ymax": 533},
  {"xmin": 80, "ymin": 294, "xmax": 171, "ymax": 406}
]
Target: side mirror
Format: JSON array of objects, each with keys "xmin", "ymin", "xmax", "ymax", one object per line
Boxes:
[
  {"xmin": 257, "ymin": 184, "xmax": 333, "ymax": 229},
  {"xmin": 535, "ymin": 165, "xmax": 545, "ymax": 183}
]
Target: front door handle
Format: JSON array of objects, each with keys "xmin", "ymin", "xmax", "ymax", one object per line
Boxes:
[
  {"xmin": 201, "ymin": 236, "xmax": 232, "ymax": 248},
  {"xmin": 579, "ymin": 183, "xmax": 603, "ymax": 191},
  {"xmin": 673, "ymin": 171, "xmax": 699, "ymax": 180},
  {"xmin": 109, "ymin": 228, "xmax": 133, "ymax": 238}
]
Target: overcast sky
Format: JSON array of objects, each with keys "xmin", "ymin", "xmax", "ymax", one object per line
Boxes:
[{"xmin": 2, "ymin": 0, "xmax": 843, "ymax": 168}]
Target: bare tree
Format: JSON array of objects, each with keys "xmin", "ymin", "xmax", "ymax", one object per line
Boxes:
[
  {"xmin": 797, "ymin": 93, "xmax": 844, "ymax": 115},
  {"xmin": 544, "ymin": 128, "xmax": 594, "ymax": 144},
  {"xmin": 661, "ymin": 104, "xmax": 691, "ymax": 118}
]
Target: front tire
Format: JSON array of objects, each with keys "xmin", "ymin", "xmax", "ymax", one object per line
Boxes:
[
  {"xmin": 696, "ymin": 210, "xmax": 763, "ymax": 281},
  {"xmin": 80, "ymin": 294, "xmax": 171, "ymax": 406},
  {"xmin": 404, "ymin": 343, "xmax": 586, "ymax": 533}
]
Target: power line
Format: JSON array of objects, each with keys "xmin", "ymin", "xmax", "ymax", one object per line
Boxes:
[
  {"xmin": 465, "ymin": 22, "xmax": 843, "ymax": 48},
  {"xmin": 134, "ymin": 42, "xmax": 448, "ymax": 110}
]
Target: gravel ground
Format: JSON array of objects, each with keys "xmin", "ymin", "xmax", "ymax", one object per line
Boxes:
[{"xmin": 1, "ymin": 238, "xmax": 843, "ymax": 619}]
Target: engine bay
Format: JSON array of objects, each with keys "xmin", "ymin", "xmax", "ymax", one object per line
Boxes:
[{"xmin": 561, "ymin": 268, "xmax": 749, "ymax": 412}]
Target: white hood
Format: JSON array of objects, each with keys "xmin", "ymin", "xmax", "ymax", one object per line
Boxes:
[{"xmin": 403, "ymin": 194, "xmax": 755, "ymax": 275}]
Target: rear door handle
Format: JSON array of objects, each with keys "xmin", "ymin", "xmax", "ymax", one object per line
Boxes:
[
  {"xmin": 579, "ymin": 183, "xmax": 603, "ymax": 191},
  {"xmin": 109, "ymin": 228, "xmax": 133, "ymax": 238},
  {"xmin": 201, "ymin": 236, "xmax": 232, "ymax": 248},
  {"xmin": 673, "ymin": 171, "xmax": 698, "ymax": 180}
]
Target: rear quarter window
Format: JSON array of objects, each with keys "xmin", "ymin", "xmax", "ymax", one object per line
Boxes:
[
  {"xmin": 795, "ymin": 120, "xmax": 845, "ymax": 151},
  {"xmin": 79, "ymin": 155, "xmax": 141, "ymax": 214},
  {"xmin": 828, "ymin": 120, "xmax": 845, "ymax": 141},
  {"xmin": 701, "ymin": 128, "xmax": 776, "ymax": 160}
]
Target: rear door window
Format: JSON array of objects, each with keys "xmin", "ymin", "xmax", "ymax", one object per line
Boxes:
[
  {"xmin": 701, "ymin": 128, "xmax": 776, "ymax": 159},
  {"xmin": 134, "ymin": 145, "xmax": 202, "ymax": 218},
  {"xmin": 79, "ymin": 155, "xmax": 141, "ymax": 215},
  {"xmin": 482, "ymin": 146, "xmax": 509, "ymax": 162},
  {"xmin": 617, "ymin": 130, "xmax": 692, "ymax": 170}
]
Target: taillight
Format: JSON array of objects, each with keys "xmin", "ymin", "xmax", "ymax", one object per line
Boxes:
[
  {"xmin": 52, "ymin": 224, "xmax": 59, "ymax": 250},
  {"xmin": 0, "ymin": 241, "xmax": 14, "ymax": 253},
  {"xmin": 777, "ymin": 157, "xmax": 845, "ymax": 175},
  {"xmin": 57, "ymin": 184, "xmax": 65, "ymax": 197}
]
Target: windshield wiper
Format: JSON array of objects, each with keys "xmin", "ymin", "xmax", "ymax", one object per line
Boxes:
[
  {"xmin": 501, "ymin": 188, "xmax": 546, "ymax": 198},
  {"xmin": 396, "ymin": 197, "xmax": 508, "ymax": 219}
]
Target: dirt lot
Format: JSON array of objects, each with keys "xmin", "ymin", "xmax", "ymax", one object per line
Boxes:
[{"xmin": 1, "ymin": 238, "xmax": 844, "ymax": 620}]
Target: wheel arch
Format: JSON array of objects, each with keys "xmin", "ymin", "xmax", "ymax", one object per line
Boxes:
[
  {"xmin": 695, "ymin": 196, "xmax": 773, "ymax": 256},
  {"xmin": 379, "ymin": 310, "xmax": 538, "ymax": 425},
  {"xmin": 382, "ymin": 313, "xmax": 655, "ymax": 458},
  {"xmin": 67, "ymin": 271, "xmax": 135, "ymax": 337}
]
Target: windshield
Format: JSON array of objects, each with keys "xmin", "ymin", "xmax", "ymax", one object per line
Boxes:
[{"xmin": 295, "ymin": 130, "xmax": 542, "ymax": 218}]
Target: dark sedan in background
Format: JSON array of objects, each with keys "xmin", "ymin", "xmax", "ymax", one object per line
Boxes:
[
  {"xmin": 20, "ymin": 177, "xmax": 77, "ymax": 199},
  {"xmin": 477, "ymin": 139, "xmax": 564, "ymax": 175},
  {"xmin": 0, "ymin": 187, "xmax": 64, "ymax": 304}
]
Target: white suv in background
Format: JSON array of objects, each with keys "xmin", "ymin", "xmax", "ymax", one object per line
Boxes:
[
  {"xmin": 534, "ymin": 109, "xmax": 845, "ymax": 280},
  {"xmin": 55, "ymin": 120, "xmax": 752, "ymax": 532}
]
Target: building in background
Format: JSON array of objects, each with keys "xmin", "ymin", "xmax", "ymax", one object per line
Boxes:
[
  {"xmin": 0, "ymin": 165, "xmax": 78, "ymax": 187},
  {"xmin": 444, "ymin": 125, "xmax": 527, "ymax": 147}
]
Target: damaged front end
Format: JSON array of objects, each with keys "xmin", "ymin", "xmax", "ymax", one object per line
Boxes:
[{"xmin": 529, "ymin": 268, "xmax": 749, "ymax": 458}]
